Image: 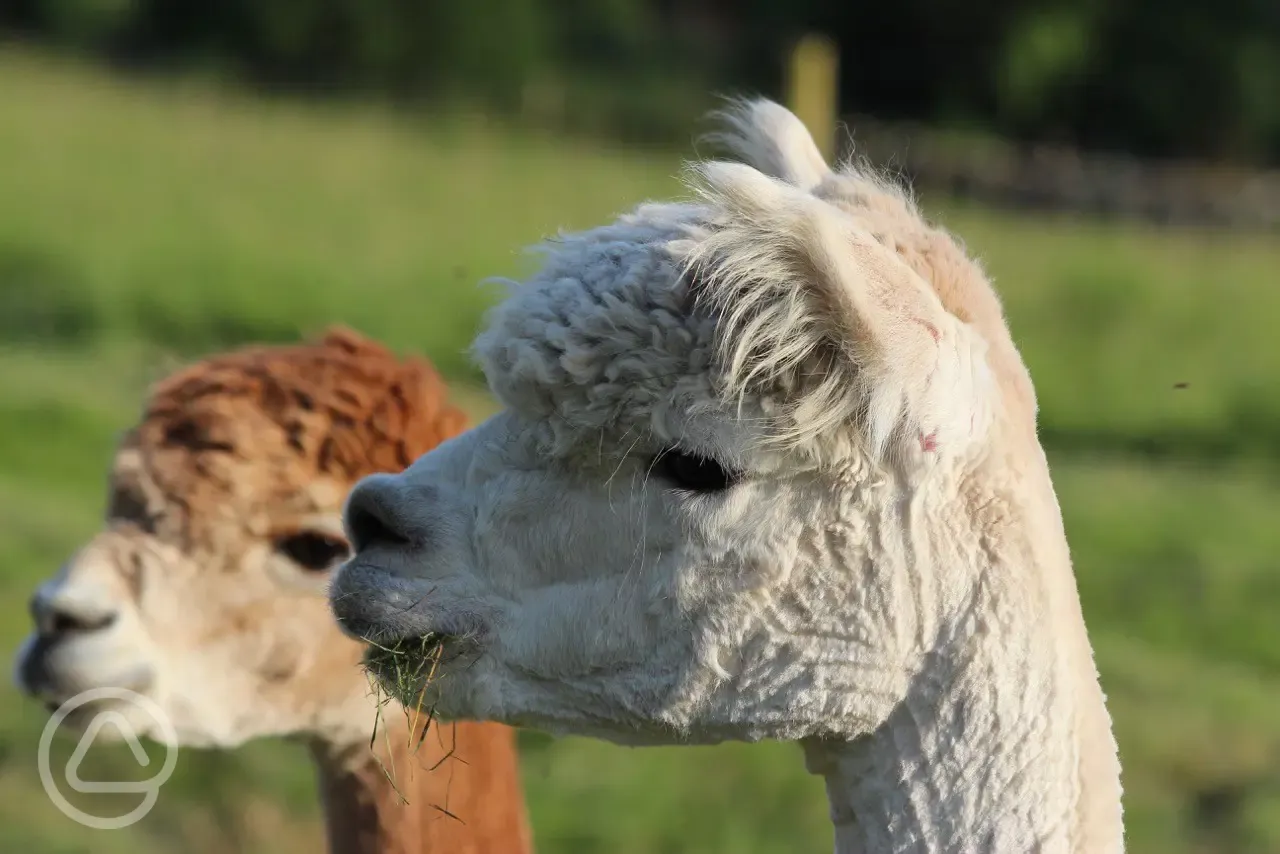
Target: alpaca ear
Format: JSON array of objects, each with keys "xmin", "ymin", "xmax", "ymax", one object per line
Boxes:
[
  {"xmin": 686, "ymin": 162, "xmax": 993, "ymax": 460},
  {"xmin": 701, "ymin": 98, "xmax": 832, "ymax": 191}
]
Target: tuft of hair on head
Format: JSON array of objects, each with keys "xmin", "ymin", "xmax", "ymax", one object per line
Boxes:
[
  {"xmin": 700, "ymin": 97, "xmax": 833, "ymax": 192},
  {"xmin": 681, "ymin": 152, "xmax": 992, "ymax": 464},
  {"xmin": 139, "ymin": 326, "xmax": 469, "ymax": 481}
]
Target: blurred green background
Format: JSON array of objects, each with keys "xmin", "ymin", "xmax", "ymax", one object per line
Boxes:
[{"xmin": 2, "ymin": 2, "xmax": 1280, "ymax": 851}]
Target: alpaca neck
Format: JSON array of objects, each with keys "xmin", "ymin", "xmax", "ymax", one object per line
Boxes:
[
  {"xmin": 309, "ymin": 713, "xmax": 534, "ymax": 854},
  {"xmin": 803, "ymin": 637, "xmax": 1121, "ymax": 854},
  {"xmin": 805, "ymin": 449, "xmax": 1124, "ymax": 854}
]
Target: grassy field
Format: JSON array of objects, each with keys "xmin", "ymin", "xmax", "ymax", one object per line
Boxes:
[{"xmin": 1, "ymin": 47, "xmax": 1279, "ymax": 854}]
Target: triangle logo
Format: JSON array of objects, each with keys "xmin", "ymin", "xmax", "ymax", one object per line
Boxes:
[{"xmin": 65, "ymin": 710, "xmax": 154, "ymax": 794}]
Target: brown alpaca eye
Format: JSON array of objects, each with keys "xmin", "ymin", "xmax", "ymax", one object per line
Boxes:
[
  {"xmin": 275, "ymin": 531, "xmax": 350, "ymax": 572},
  {"xmin": 653, "ymin": 449, "xmax": 739, "ymax": 492}
]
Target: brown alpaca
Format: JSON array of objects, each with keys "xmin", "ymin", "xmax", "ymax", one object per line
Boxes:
[{"xmin": 14, "ymin": 328, "xmax": 533, "ymax": 854}]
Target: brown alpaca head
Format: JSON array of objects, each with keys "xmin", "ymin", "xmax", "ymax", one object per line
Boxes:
[{"xmin": 15, "ymin": 327, "xmax": 469, "ymax": 748}]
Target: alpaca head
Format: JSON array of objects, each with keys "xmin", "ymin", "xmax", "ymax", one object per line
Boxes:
[
  {"xmin": 330, "ymin": 101, "xmax": 1036, "ymax": 746},
  {"xmin": 14, "ymin": 328, "xmax": 468, "ymax": 748}
]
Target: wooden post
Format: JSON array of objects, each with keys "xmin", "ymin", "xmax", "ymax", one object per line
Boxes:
[{"xmin": 786, "ymin": 33, "xmax": 839, "ymax": 162}]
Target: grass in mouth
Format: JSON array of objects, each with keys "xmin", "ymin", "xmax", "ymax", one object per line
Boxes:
[{"xmin": 359, "ymin": 634, "xmax": 451, "ymax": 808}]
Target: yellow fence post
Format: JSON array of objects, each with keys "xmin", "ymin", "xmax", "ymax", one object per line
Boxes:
[{"xmin": 786, "ymin": 33, "xmax": 839, "ymax": 163}]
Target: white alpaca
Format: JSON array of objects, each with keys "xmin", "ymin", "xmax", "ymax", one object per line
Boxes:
[{"xmin": 328, "ymin": 100, "xmax": 1125, "ymax": 853}]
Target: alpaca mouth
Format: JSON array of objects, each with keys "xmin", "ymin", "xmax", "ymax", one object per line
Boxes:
[
  {"xmin": 16, "ymin": 633, "xmax": 155, "ymax": 710},
  {"xmin": 360, "ymin": 632, "xmax": 454, "ymax": 704}
]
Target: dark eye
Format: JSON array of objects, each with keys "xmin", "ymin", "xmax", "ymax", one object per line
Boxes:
[
  {"xmin": 107, "ymin": 483, "xmax": 155, "ymax": 531},
  {"xmin": 274, "ymin": 531, "xmax": 350, "ymax": 572},
  {"xmin": 652, "ymin": 448, "xmax": 740, "ymax": 493}
]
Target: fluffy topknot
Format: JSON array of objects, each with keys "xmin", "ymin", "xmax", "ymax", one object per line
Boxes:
[{"xmin": 138, "ymin": 326, "xmax": 467, "ymax": 482}]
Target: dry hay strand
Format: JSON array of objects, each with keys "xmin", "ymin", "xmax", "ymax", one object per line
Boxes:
[{"xmin": 359, "ymin": 634, "xmax": 452, "ymax": 809}]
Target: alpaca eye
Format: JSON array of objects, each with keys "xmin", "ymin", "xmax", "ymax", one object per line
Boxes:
[
  {"xmin": 107, "ymin": 483, "xmax": 156, "ymax": 532},
  {"xmin": 652, "ymin": 449, "xmax": 739, "ymax": 492},
  {"xmin": 274, "ymin": 531, "xmax": 350, "ymax": 572}
]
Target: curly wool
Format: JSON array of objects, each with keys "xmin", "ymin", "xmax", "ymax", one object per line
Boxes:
[
  {"xmin": 473, "ymin": 107, "xmax": 1000, "ymax": 468},
  {"xmin": 131, "ymin": 327, "xmax": 468, "ymax": 546}
]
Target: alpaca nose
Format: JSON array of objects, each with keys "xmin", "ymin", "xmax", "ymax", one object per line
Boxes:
[
  {"xmin": 30, "ymin": 584, "xmax": 118, "ymax": 638},
  {"xmin": 344, "ymin": 473, "xmax": 437, "ymax": 553}
]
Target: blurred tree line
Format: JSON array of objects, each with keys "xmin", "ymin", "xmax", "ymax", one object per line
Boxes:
[{"xmin": 4, "ymin": 0, "xmax": 1280, "ymax": 165}]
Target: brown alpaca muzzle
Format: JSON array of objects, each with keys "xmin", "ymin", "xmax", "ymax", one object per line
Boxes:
[{"xmin": 14, "ymin": 555, "xmax": 156, "ymax": 713}]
